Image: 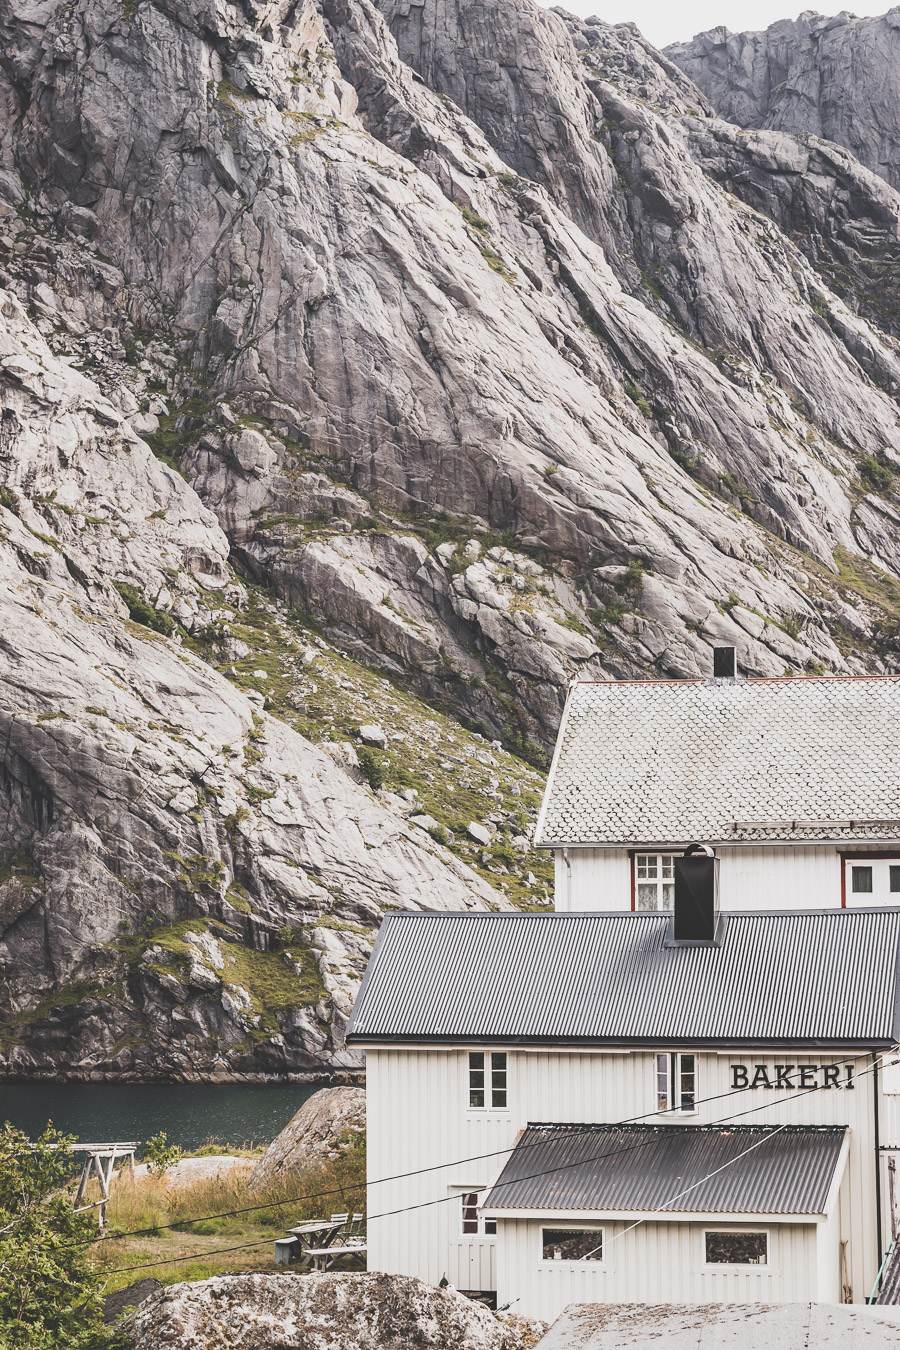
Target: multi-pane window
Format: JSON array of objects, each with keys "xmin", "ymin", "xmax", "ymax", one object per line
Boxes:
[
  {"xmin": 469, "ymin": 1051, "xmax": 507, "ymax": 1109},
  {"xmin": 542, "ymin": 1228, "xmax": 603, "ymax": 1261},
  {"xmin": 705, "ymin": 1231, "xmax": 768, "ymax": 1265},
  {"xmin": 460, "ymin": 1192, "xmax": 496, "ymax": 1237},
  {"xmin": 844, "ymin": 858, "xmax": 900, "ymax": 904},
  {"xmin": 656, "ymin": 1052, "xmax": 697, "ymax": 1112},
  {"xmin": 636, "ymin": 854, "xmax": 674, "ymax": 910}
]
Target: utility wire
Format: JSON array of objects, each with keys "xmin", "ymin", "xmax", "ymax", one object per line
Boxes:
[
  {"xmin": 68, "ymin": 1047, "xmax": 874, "ymax": 1250},
  {"xmin": 89, "ymin": 1052, "xmax": 887, "ymax": 1275}
]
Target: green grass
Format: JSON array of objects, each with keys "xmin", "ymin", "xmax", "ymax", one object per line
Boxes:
[{"xmin": 90, "ymin": 1134, "xmax": 367, "ymax": 1290}]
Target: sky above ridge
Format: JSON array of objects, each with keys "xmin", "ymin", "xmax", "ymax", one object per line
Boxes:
[{"xmin": 535, "ymin": 0, "xmax": 888, "ymax": 49}]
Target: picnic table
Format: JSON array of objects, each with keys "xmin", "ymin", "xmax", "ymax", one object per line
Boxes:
[{"xmin": 275, "ymin": 1214, "xmax": 367, "ymax": 1270}]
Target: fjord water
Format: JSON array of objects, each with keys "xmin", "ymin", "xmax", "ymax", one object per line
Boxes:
[{"xmin": 0, "ymin": 1082, "xmax": 320, "ymax": 1151}]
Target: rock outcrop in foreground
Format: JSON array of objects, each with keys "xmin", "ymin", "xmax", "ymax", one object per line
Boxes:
[
  {"xmin": 248, "ymin": 1086, "xmax": 365, "ymax": 1190},
  {"xmin": 131, "ymin": 1273, "xmax": 546, "ymax": 1349}
]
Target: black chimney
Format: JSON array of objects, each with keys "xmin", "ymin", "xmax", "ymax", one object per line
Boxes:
[
  {"xmin": 673, "ymin": 844, "xmax": 719, "ymax": 943},
  {"xmin": 713, "ymin": 646, "xmax": 736, "ymax": 678}
]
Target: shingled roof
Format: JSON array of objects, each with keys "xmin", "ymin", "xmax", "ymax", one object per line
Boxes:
[{"xmin": 534, "ymin": 675, "xmax": 900, "ymax": 846}]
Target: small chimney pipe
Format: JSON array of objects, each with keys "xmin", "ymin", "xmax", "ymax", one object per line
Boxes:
[
  {"xmin": 713, "ymin": 646, "xmax": 736, "ymax": 678},
  {"xmin": 673, "ymin": 843, "xmax": 719, "ymax": 943}
]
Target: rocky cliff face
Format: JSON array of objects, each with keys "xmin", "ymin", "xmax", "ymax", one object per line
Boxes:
[
  {"xmin": 667, "ymin": 10, "xmax": 900, "ymax": 192},
  {"xmin": 4, "ymin": 0, "xmax": 900, "ymax": 1076}
]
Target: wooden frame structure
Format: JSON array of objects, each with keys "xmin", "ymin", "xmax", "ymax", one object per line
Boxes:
[{"xmin": 72, "ymin": 1142, "xmax": 138, "ymax": 1228}]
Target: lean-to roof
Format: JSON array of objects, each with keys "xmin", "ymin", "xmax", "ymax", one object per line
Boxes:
[{"xmin": 484, "ymin": 1123, "xmax": 847, "ymax": 1216}]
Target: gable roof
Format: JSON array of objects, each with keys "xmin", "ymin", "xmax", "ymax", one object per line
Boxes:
[
  {"xmin": 345, "ymin": 909, "xmax": 900, "ymax": 1048},
  {"xmin": 534, "ymin": 675, "xmax": 900, "ymax": 846},
  {"xmin": 484, "ymin": 1124, "xmax": 847, "ymax": 1216}
]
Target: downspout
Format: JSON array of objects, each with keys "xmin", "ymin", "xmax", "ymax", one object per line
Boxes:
[
  {"xmin": 875, "ymin": 1050, "xmax": 884, "ymax": 1278},
  {"xmin": 562, "ymin": 848, "xmax": 572, "ymax": 913}
]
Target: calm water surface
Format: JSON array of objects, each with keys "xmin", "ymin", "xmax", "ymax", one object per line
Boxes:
[{"xmin": 0, "ymin": 1082, "xmax": 320, "ymax": 1151}]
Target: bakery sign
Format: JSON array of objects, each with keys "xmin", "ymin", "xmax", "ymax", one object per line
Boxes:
[{"xmin": 730, "ymin": 1062, "xmax": 856, "ymax": 1090}]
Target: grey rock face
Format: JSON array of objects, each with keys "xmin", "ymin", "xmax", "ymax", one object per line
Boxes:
[
  {"xmin": 247, "ymin": 1085, "xmax": 365, "ymax": 1189},
  {"xmin": 131, "ymin": 1273, "xmax": 546, "ymax": 1349},
  {"xmin": 667, "ymin": 10, "xmax": 900, "ymax": 192},
  {"xmin": 4, "ymin": 0, "xmax": 900, "ymax": 1074},
  {"xmin": 0, "ymin": 289, "xmax": 504, "ymax": 1077}
]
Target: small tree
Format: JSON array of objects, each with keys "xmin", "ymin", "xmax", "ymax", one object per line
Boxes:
[
  {"xmin": 0, "ymin": 1123, "xmax": 113, "ymax": 1349},
  {"xmin": 143, "ymin": 1131, "xmax": 182, "ymax": 1177}
]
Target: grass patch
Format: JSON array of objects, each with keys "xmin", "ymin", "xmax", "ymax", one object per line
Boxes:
[{"xmin": 90, "ymin": 1135, "xmax": 367, "ymax": 1290}]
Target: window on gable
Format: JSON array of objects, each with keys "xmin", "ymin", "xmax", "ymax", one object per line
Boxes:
[
  {"xmin": 852, "ymin": 865, "xmax": 873, "ymax": 894},
  {"xmin": 459, "ymin": 1192, "xmax": 496, "ymax": 1238},
  {"xmin": 656, "ymin": 1052, "xmax": 696, "ymax": 1112},
  {"xmin": 636, "ymin": 854, "xmax": 675, "ymax": 910},
  {"xmin": 469, "ymin": 1051, "xmax": 507, "ymax": 1109}
]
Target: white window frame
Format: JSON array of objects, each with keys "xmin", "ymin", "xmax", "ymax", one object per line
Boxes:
[
  {"xmin": 656, "ymin": 1051, "xmax": 697, "ymax": 1114},
  {"xmin": 468, "ymin": 1050, "xmax": 509, "ymax": 1112},
  {"xmin": 453, "ymin": 1188, "xmax": 497, "ymax": 1240},
  {"xmin": 702, "ymin": 1227, "xmax": 770, "ymax": 1269},
  {"xmin": 843, "ymin": 856, "xmax": 900, "ymax": 906},
  {"xmin": 539, "ymin": 1223, "xmax": 605, "ymax": 1266},
  {"xmin": 635, "ymin": 853, "xmax": 676, "ymax": 911}
]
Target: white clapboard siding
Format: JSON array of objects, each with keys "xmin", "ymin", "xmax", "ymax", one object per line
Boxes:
[
  {"xmin": 555, "ymin": 846, "xmax": 897, "ymax": 912},
  {"xmin": 365, "ymin": 1047, "xmax": 877, "ymax": 1307},
  {"xmin": 495, "ymin": 1217, "xmax": 821, "ymax": 1320}
]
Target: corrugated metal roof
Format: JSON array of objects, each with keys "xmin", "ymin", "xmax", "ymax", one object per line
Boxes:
[
  {"xmin": 534, "ymin": 676, "xmax": 900, "ymax": 845},
  {"xmin": 346, "ymin": 909, "xmax": 900, "ymax": 1047},
  {"xmin": 484, "ymin": 1123, "xmax": 847, "ymax": 1215}
]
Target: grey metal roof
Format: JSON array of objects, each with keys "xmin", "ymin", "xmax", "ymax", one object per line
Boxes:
[
  {"xmin": 484, "ymin": 1123, "xmax": 847, "ymax": 1216},
  {"xmin": 535, "ymin": 676, "xmax": 900, "ymax": 846},
  {"xmin": 346, "ymin": 909, "xmax": 900, "ymax": 1048}
]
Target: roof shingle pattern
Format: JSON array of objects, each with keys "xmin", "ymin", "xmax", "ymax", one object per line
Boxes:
[{"xmin": 535, "ymin": 676, "xmax": 900, "ymax": 845}]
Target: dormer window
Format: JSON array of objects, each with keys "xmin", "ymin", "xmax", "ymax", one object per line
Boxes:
[{"xmin": 636, "ymin": 854, "xmax": 675, "ymax": 910}]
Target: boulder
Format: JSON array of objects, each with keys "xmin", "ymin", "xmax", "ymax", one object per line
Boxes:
[
  {"xmin": 358, "ymin": 725, "xmax": 388, "ymax": 748},
  {"xmin": 131, "ymin": 1273, "xmax": 546, "ymax": 1350},
  {"xmin": 248, "ymin": 1086, "xmax": 366, "ymax": 1190},
  {"xmin": 467, "ymin": 822, "xmax": 493, "ymax": 846}
]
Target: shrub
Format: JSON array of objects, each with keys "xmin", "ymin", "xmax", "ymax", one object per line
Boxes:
[
  {"xmin": 143, "ymin": 1132, "xmax": 183, "ymax": 1177},
  {"xmin": 0, "ymin": 1123, "xmax": 116, "ymax": 1349},
  {"xmin": 357, "ymin": 748, "xmax": 385, "ymax": 791},
  {"xmin": 860, "ymin": 453, "xmax": 895, "ymax": 495},
  {"xmin": 113, "ymin": 582, "xmax": 176, "ymax": 636}
]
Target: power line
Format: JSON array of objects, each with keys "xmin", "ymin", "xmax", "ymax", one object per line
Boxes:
[
  {"xmin": 69, "ymin": 1047, "xmax": 874, "ymax": 1250},
  {"xmin": 89, "ymin": 1052, "xmax": 887, "ymax": 1276}
]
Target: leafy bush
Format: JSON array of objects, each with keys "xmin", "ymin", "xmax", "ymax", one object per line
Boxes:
[
  {"xmin": 860, "ymin": 453, "xmax": 895, "ymax": 495},
  {"xmin": 113, "ymin": 582, "xmax": 176, "ymax": 636},
  {"xmin": 0, "ymin": 1123, "xmax": 117, "ymax": 1349},
  {"xmin": 143, "ymin": 1131, "xmax": 183, "ymax": 1177},
  {"xmin": 357, "ymin": 748, "xmax": 385, "ymax": 791}
]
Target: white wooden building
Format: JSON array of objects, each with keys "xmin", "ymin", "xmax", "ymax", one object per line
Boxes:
[
  {"xmin": 535, "ymin": 659, "xmax": 900, "ymax": 915},
  {"xmin": 347, "ymin": 656, "xmax": 900, "ymax": 1320}
]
